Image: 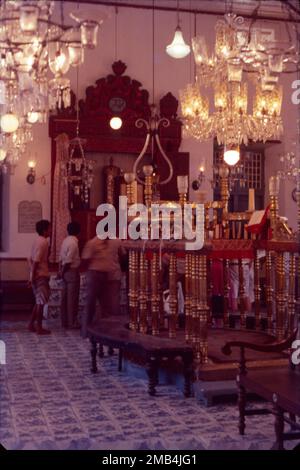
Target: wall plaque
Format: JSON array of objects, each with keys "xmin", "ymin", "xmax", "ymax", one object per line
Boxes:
[{"xmin": 18, "ymin": 201, "xmax": 42, "ymax": 233}]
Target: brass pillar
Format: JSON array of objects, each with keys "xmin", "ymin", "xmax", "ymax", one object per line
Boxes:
[
  {"xmin": 185, "ymin": 253, "xmax": 192, "ymax": 342},
  {"xmin": 190, "ymin": 253, "xmax": 197, "ymax": 348},
  {"xmin": 223, "ymin": 259, "xmax": 230, "ymax": 327},
  {"xmin": 144, "ymin": 175, "xmax": 153, "ymax": 208},
  {"xmin": 254, "ymin": 251, "xmax": 261, "ymax": 330},
  {"xmin": 206, "ymin": 258, "xmax": 213, "ymax": 326},
  {"xmin": 168, "ymin": 252, "xmax": 178, "ymax": 339},
  {"xmin": 238, "ymin": 259, "xmax": 246, "ymax": 329},
  {"xmin": 266, "ymin": 251, "xmax": 274, "ymax": 334},
  {"xmin": 151, "ymin": 252, "xmax": 160, "ymax": 336},
  {"xmin": 129, "ymin": 250, "xmax": 139, "ymax": 331},
  {"xmin": 139, "ymin": 251, "xmax": 148, "ymax": 334},
  {"xmin": 275, "ymin": 252, "xmax": 286, "ymax": 340},
  {"xmin": 288, "ymin": 253, "xmax": 296, "ymax": 335},
  {"xmin": 198, "ymin": 255, "xmax": 208, "ymax": 364}
]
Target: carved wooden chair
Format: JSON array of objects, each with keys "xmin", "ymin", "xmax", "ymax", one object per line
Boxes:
[{"xmin": 222, "ymin": 329, "xmax": 300, "ymax": 450}]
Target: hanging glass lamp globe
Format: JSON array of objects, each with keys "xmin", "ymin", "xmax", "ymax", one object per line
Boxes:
[
  {"xmin": 224, "ymin": 146, "xmax": 240, "ymax": 166},
  {"xmin": 166, "ymin": 26, "xmax": 190, "ymax": 59},
  {"xmin": 0, "ymin": 113, "xmax": 19, "ymax": 133}
]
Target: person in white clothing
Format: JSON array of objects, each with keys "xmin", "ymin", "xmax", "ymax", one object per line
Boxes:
[
  {"xmin": 28, "ymin": 219, "xmax": 51, "ymax": 335},
  {"xmin": 58, "ymin": 222, "xmax": 81, "ymax": 329}
]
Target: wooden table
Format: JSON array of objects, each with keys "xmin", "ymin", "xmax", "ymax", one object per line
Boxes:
[{"xmin": 87, "ymin": 317, "xmax": 194, "ymax": 397}]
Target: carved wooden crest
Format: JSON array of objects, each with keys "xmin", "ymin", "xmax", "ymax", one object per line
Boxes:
[{"xmin": 49, "ymin": 61, "xmax": 181, "ymax": 153}]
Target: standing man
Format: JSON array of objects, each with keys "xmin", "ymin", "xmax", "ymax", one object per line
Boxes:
[
  {"xmin": 59, "ymin": 221, "xmax": 81, "ymax": 329},
  {"xmin": 28, "ymin": 219, "xmax": 51, "ymax": 335},
  {"xmin": 81, "ymin": 238, "xmax": 125, "ymax": 338}
]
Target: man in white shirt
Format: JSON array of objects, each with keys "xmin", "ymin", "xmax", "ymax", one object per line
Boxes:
[
  {"xmin": 59, "ymin": 222, "xmax": 81, "ymax": 329},
  {"xmin": 28, "ymin": 219, "xmax": 51, "ymax": 335}
]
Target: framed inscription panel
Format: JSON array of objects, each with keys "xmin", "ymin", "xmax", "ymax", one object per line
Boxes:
[{"xmin": 18, "ymin": 201, "xmax": 42, "ymax": 233}]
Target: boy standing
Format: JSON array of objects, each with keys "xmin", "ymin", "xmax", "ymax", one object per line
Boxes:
[
  {"xmin": 59, "ymin": 222, "xmax": 81, "ymax": 329},
  {"xmin": 28, "ymin": 219, "xmax": 51, "ymax": 335}
]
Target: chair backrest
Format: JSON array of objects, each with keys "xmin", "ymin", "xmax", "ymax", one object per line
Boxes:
[{"xmin": 222, "ymin": 328, "xmax": 298, "ymax": 375}]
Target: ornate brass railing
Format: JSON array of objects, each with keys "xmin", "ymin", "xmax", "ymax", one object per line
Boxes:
[{"xmin": 124, "ymin": 238, "xmax": 299, "ymax": 365}]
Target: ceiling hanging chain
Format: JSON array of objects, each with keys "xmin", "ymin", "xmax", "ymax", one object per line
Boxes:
[
  {"xmin": 115, "ymin": 6, "xmax": 119, "ymax": 61},
  {"xmin": 194, "ymin": 12, "xmax": 197, "ymax": 82},
  {"xmin": 152, "ymin": 0, "xmax": 155, "ymax": 104},
  {"xmin": 133, "ymin": 0, "xmax": 173, "ymax": 186},
  {"xmin": 60, "ymin": 0, "xmax": 64, "ymax": 26},
  {"xmin": 189, "ymin": 0, "xmax": 192, "ymax": 83}
]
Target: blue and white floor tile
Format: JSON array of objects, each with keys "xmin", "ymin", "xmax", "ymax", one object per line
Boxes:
[{"xmin": 0, "ymin": 319, "xmax": 290, "ymax": 450}]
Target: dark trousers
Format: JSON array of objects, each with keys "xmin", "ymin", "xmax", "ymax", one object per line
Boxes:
[
  {"xmin": 81, "ymin": 270, "xmax": 121, "ymax": 338},
  {"xmin": 61, "ymin": 269, "xmax": 80, "ymax": 328}
]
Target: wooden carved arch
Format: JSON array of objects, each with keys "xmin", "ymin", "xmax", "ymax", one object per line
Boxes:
[{"xmin": 49, "ymin": 61, "xmax": 188, "ymax": 212}]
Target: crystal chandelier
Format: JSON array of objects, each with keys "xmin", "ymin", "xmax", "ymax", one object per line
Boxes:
[
  {"xmin": 179, "ymin": 12, "xmax": 295, "ymax": 147},
  {"xmin": 0, "ymin": 1, "xmax": 106, "ymax": 167}
]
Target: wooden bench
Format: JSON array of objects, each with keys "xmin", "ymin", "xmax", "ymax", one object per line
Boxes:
[
  {"xmin": 87, "ymin": 317, "xmax": 194, "ymax": 397},
  {"xmin": 222, "ymin": 329, "xmax": 300, "ymax": 450}
]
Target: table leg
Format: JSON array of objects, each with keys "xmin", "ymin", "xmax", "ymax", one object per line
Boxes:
[
  {"xmin": 273, "ymin": 404, "xmax": 284, "ymax": 450},
  {"xmin": 238, "ymin": 381, "xmax": 246, "ymax": 435},
  {"xmin": 147, "ymin": 357, "xmax": 158, "ymax": 396}
]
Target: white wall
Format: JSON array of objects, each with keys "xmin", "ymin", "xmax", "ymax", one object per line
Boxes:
[{"xmin": 0, "ymin": 1, "xmax": 298, "ymax": 260}]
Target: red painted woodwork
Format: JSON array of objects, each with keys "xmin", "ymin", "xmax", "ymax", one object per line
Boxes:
[{"xmin": 49, "ymin": 61, "xmax": 187, "ymax": 239}]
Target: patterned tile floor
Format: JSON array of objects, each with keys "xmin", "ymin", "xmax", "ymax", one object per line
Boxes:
[{"xmin": 0, "ymin": 318, "xmax": 289, "ymax": 450}]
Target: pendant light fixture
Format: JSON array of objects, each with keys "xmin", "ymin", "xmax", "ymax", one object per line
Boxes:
[
  {"xmin": 166, "ymin": 0, "xmax": 190, "ymax": 59},
  {"xmin": 224, "ymin": 144, "xmax": 240, "ymax": 166},
  {"xmin": 109, "ymin": 7, "xmax": 123, "ymax": 130},
  {"xmin": 0, "ymin": 113, "xmax": 19, "ymax": 134},
  {"xmin": 61, "ymin": 68, "xmax": 94, "ymax": 204},
  {"xmin": 134, "ymin": 1, "xmax": 173, "ymax": 186}
]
